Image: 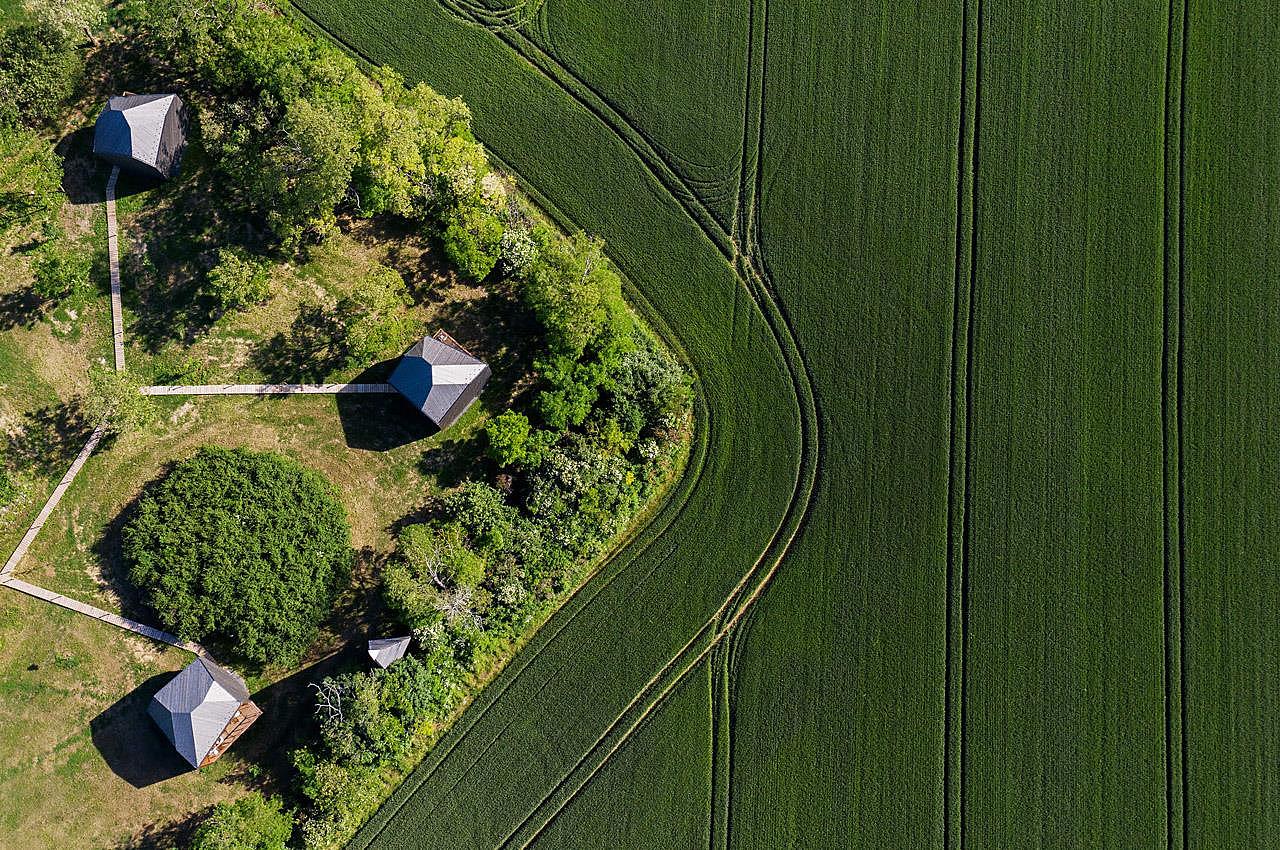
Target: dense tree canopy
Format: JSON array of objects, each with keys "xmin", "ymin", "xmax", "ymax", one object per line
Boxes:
[
  {"xmin": 0, "ymin": 20, "xmax": 80, "ymax": 128},
  {"xmin": 128, "ymin": 0, "xmax": 506, "ymax": 256},
  {"xmin": 123, "ymin": 447, "xmax": 352, "ymax": 664}
]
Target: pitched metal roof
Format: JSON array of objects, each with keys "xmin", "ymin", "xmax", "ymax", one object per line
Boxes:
[
  {"xmin": 147, "ymin": 657, "xmax": 250, "ymax": 768},
  {"xmin": 93, "ymin": 94, "xmax": 188, "ymax": 179},
  {"xmin": 389, "ymin": 334, "xmax": 491, "ymax": 429},
  {"xmin": 368, "ymin": 636, "xmax": 411, "ymax": 668}
]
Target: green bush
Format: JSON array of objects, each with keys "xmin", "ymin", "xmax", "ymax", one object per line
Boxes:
[
  {"xmin": 523, "ymin": 231, "xmax": 633, "ymax": 360},
  {"xmin": 484, "ymin": 410, "xmax": 530, "ymax": 466},
  {"xmin": 293, "ymin": 753, "xmax": 381, "ymax": 850},
  {"xmin": 440, "ymin": 203, "xmax": 504, "ymax": 282},
  {"xmin": 30, "ymin": 238, "xmax": 91, "ymax": 303},
  {"xmin": 189, "ymin": 791, "xmax": 293, "ymax": 850},
  {"xmin": 313, "ymin": 655, "xmax": 446, "ymax": 768},
  {"xmin": 337, "ymin": 265, "xmax": 419, "ymax": 367},
  {"xmin": 0, "ymin": 21, "xmax": 79, "ymax": 128},
  {"xmin": 0, "ymin": 127, "xmax": 64, "ymax": 231},
  {"xmin": 123, "ymin": 447, "xmax": 352, "ymax": 664},
  {"xmin": 205, "ymin": 247, "xmax": 271, "ymax": 311}
]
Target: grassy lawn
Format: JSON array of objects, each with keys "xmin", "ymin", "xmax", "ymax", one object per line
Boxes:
[
  {"xmin": 15, "ymin": 391, "xmax": 490, "ymax": 620},
  {"xmin": 0, "ymin": 590, "xmax": 239, "ymax": 848}
]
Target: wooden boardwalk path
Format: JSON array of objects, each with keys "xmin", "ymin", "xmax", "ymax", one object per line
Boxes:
[
  {"xmin": 140, "ymin": 383, "xmax": 396, "ymax": 396},
  {"xmin": 0, "ymin": 575, "xmax": 206, "ymax": 655},
  {"xmin": 105, "ymin": 165, "xmax": 125, "ymax": 371},
  {"xmin": 0, "ymin": 424, "xmax": 106, "ymax": 580}
]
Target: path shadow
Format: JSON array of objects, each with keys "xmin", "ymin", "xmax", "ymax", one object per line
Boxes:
[{"xmin": 90, "ymin": 672, "xmax": 194, "ymax": 789}]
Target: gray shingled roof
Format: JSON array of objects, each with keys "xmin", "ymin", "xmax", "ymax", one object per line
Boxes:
[
  {"xmin": 93, "ymin": 94, "xmax": 188, "ymax": 179},
  {"xmin": 367, "ymin": 636, "xmax": 411, "ymax": 668},
  {"xmin": 148, "ymin": 658, "xmax": 250, "ymax": 768},
  {"xmin": 389, "ymin": 335, "xmax": 491, "ymax": 429}
]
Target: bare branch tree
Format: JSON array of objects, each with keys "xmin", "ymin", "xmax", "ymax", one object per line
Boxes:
[{"xmin": 310, "ymin": 680, "xmax": 345, "ymax": 725}]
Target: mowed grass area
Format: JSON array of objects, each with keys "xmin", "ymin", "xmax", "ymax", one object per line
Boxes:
[
  {"xmin": 1182, "ymin": 2, "xmax": 1280, "ymax": 844},
  {"xmin": 0, "ymin": 147, "xmax": 114, "ymax": 567},
  {"xmin": 0, "ymin": 586, "xmax": 238, "ymax": 848}
]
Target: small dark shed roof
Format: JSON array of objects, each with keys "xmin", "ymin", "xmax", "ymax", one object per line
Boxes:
[
  {"xmin": 389, "ymin": 332, "xmax": 491, "ymax": 430},
  {"xmin": 148, "ymin": 657, "xmax": 251, "ymax": 768},
  {"xmin": 93, "ymin": 93, "xmax": 188, "ymax": 180}
]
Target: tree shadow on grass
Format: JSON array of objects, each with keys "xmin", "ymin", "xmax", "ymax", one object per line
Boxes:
[
  {"xmin": 249, "ymin": 302, "xmax": 348, "ymax": 383},
  {"xmin": 0, "ymin": 284, "xmax": 44, "ymax": 331},
  {"xmin": 90, "ymin": 466, "xmax": 173, "ymax": 629},
  {"xmin": 90, "ymin": 672, "xmax": 194, "ymax": 789},
  {"xmin": 114, "ymin": 807, "xmax": 212, "ymax": 850},
  {"xmin": 5, "ymin": 400, "xmax": 105, "ymax": 477}
]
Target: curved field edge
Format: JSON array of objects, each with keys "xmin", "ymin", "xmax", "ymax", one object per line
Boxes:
[{"xmin": 282, "ymin": 1, "xmax": 819, "ymax": 846}]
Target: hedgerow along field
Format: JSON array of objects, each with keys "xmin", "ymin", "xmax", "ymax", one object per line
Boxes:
[{"xmin": 287, "ymin": 0, "xmax": 1280, "ymax": 846}]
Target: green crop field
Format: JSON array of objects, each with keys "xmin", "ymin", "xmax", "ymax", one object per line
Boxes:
[{"xmin": 282, "ymin": 0, "xmax": 1280, "ymax": 847}]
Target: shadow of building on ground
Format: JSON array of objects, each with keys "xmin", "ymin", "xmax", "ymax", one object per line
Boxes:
[
  {"xmin": 335, "ymin": 360, "xmax": 437, "ymax": 452},
  {"xmin": 90, "ymin": 672, "xmax": 193, "ymax": 789},
  {"xmin": 231, "ymin": 640, "xmax": 369, "ymax": 793}
]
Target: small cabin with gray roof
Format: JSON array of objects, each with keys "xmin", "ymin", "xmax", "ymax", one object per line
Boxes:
[
  {"xmin": 148, "ymin": 657, "xmax": 261, "ymax": 769},
  {"xmin": 390, "ymin": 331, "xmax": 491, "ymax": 430},
  {"xmin": 93, "ymin": 93, "xmax": 188, "ymax": 180}
]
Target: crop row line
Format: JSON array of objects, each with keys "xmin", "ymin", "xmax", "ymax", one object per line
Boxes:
[
  {"xmin": 438, "ymin": 0, "xmax": 824, "ymax": 840},
  {"xmin": 944, "ymin": 0, "xmax": 982, "ymax": 846},
  {"xmin": 1161, "ymin": 0, "xmax": 1190, "ymax": 846}
]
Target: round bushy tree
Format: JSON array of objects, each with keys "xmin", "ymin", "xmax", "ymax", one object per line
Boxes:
[{"xmin": 123, "ymin": 447, "xmax": 352, "ymax": 664}]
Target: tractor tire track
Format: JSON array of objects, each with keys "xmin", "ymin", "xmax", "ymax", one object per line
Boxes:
[
  {"xmin": 1161, "ymin": 0, "xmax": 1189, "ymax": 845},
  {"xmin": 492, "ymin": 0, "xmax": 828, "ymax": 837},
  {"xmin": 945, "ymin": 0, "xmax": 981, "ymax": 847}
]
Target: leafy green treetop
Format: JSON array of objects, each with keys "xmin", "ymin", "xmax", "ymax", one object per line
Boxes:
[{"xmin": 188, "ymin": 791, "xmax": 293, "ymax": 850}]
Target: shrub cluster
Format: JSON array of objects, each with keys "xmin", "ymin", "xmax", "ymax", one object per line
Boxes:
[
  {"xmin": 189, "ymin": 791, "xmax": 293, "ymax": 850},
  {"xmin": 291, "ymin": 653, "xmax": 460, "ymax": 846},
  {"xmin": 0, "ymin": 10, "xmax": 82, "ymax": 129},
  {"xmin": 380, "ymin": 226, "xmax": 692, "ymax": 708},
  {"xmin": 127, "ymin": 0, "xmax": 509, "ymax": 270},
  {"xmin": 123, "ymin": 447, "xmax": 353, "ymax": 665}
]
